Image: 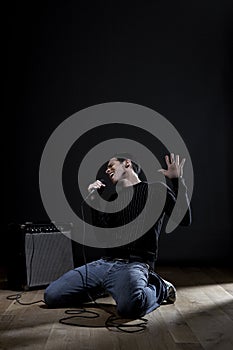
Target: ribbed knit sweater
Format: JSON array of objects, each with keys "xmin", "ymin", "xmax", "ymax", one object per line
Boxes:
[{"xmin": 91, "ymin": 178, "xmax": 191, "ymax": 268}]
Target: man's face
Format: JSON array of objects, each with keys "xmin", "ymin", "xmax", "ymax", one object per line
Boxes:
[{"xmin": 106, "ymin": 157, "xmax": 126, "ymax": 184}]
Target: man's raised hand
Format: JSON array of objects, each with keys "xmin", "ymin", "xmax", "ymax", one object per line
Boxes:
[{"xmin": 158, "ymin": 153, "xmax": 185, "ymax": 179}]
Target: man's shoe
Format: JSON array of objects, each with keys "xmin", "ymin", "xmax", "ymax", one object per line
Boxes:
[{"xmin": 161, "ymin": 278, "xmax": 176, "ymax": 304}]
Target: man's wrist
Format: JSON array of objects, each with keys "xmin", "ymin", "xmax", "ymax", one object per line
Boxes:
[{"xmin": 171, "ymin": 177, "xmax": 187, "ymax": 194}]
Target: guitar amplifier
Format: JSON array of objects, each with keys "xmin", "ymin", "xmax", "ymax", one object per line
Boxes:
[{"xmin": 7, "ymin": 222, "xmax": 74, "ymax": 290}]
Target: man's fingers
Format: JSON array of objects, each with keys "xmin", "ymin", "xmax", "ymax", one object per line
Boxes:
[
  {"xmin": 165, "ymin": 155, "xmax": 170, "ymax": 166},
  {"xmin": 176, "ymin": 154, "xmax": 180, "ymax": 165},
  {"xmin": 170, "ymin": 153, "xmax": 175, "ymax": 163},
  {"xmin": 88, "ymin": 180, "xmax": 106, "ymax": 193},
  {"xmin": 158, "ymin": 169, "xmax": 166, "ymax": 174},
  {"xmin": 180, "ymin": 158, "xmax": 186, "ymax": 168},
  {"xmin": 96, "ymin": 180, "xmax": 106, "ymax": 187}
]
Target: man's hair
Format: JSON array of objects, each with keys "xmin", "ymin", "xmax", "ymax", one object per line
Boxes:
[{"xmin": 113, "ymin": 153, "xmax": 141, "ymax": 175}]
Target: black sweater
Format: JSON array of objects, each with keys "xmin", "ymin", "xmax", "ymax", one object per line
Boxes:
[{"xmin": 91, "ymin": 178, "xmax": 192, "ymax": 268}]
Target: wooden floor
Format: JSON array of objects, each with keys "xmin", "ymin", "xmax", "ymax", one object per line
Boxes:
[{"xmin": 0, "ymin": 266, "xmax": 233, "ymax": 350}]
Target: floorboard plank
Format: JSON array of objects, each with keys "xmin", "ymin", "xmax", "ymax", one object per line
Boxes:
[{"xmin": 170, "ymin": 267, "xmax": 233, "ymax": 350}]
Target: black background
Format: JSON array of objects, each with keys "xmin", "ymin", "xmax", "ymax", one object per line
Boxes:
[{"xmin": 4, "ymin": 1, "xmax": 233, "ymax": 267}]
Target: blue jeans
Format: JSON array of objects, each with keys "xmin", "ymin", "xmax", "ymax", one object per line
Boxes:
[{"xmin": 44, "ymin": 259, "xmax": 167, "ymax": 318}]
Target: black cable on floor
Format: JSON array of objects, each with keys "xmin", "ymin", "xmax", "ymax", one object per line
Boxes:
[
  {"xmin": 6, "ymin": 293, "xmax": 45, "ymax": 305},
  {"xmin": 59, "ymin": 308, "xmax": 148, "ymax": 333}
]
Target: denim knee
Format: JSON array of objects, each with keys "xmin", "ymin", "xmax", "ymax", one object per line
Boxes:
[
  {"xmin": 117, "ymin": 292, "xmax": 147, "ymax": 319},
  {"xmin": 44, "ymin": 283, "xmax": 63, "ymax": 307}
]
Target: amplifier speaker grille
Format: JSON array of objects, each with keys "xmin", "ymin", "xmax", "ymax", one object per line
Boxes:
[{"xmin": 25, "ymin": 232, "xmax": 74, "ymax": 288}]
